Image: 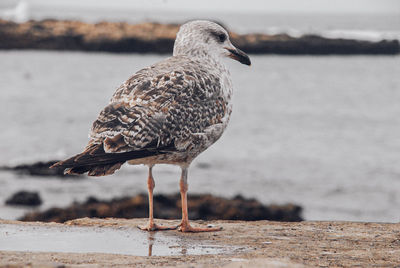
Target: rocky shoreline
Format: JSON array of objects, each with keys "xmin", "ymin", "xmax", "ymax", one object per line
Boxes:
[
  {"xmin": 20, "ymin": 193, "xmax": 303, "ymax": 223},
  {"xmin": 2, "ymin": 160, "xmax": 302, "ymax": 222},
  {"xmin": 1, "ymin": 19, "xmax": 399, "ymax": 55},
  {"xmin": 0, "ymin": 160, "xmax": 80, "ymax": 178}
]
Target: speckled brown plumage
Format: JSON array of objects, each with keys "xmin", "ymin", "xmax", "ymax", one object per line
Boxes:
[
  {"xmin": 93, "ymin": 56, "xmax": 228, "ymax": 153},
  {"xmin": 52, "ymin": 54, "xmax": 232, "ymax": 175}
]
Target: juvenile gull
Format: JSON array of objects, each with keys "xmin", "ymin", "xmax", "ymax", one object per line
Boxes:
[{"xmin": 52, "ymin": 20, "xmax": 251, "ymax": 232}]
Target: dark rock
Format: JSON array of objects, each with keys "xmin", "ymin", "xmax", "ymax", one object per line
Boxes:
[
  {"xmin": 0, "ymin": 19, "xmax": 398, "ymax": 55},
  {"xmin": 0, "ymin": 160, "xmax": 82, "ymax": 178},
  {"xmin": 5, "ymin": 191, "xmax": 42, "ymax": 206},
  {"xmin": 235, "ymin": 34, "xmax": 400, "ymax": 55},
  {"xmin": 0, "ymin": 19, "xmax": 178, "ymax": 54},
  {"xmin": 20, "ymin": 193, "xmax": 303, "ymax": 223}
]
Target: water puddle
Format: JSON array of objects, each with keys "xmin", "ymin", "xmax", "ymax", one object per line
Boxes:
[{"xmin": 0, "ymin": 224, "xmax": 238, "ymax": 256}]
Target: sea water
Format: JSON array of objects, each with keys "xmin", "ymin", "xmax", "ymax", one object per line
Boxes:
[{"xmin": 0, "ymin": 51, "xmax": 399, "ymax": 222}]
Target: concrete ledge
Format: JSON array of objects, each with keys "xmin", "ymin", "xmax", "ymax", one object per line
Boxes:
[{"xmin": 0, "ymin": 218, "xmax": 399, "ymax": 267}]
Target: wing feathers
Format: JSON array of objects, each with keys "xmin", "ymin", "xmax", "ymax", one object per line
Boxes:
[
  {"xmin": 53, "ymin": 56, "xmax": 228, "ymax": 177},
  {"xmin": 51, "ymin": 143, "xmax": 173, "ymax": 176}
]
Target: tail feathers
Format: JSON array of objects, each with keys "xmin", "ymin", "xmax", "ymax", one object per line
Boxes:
[
  {"xmin": 51, "ymin": 142, "xmax": 170, "ymax": 177},
  {"xmin": 65, "ymin": 162, "xmax": 123, "ymax": 177}
]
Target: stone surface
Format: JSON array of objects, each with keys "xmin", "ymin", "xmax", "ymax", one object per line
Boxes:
[
  {"xmin": 0, "ymin": 160, "xmax": 80, "ymax": 178},
  {"xmin": 0, "ymin": 19, "xmax": 398, "ymax": 55},
  {"xmin": 5, "ymin": 191, "xmax": 42, "ymax": 206},
  {"xmin": 0, "ymin": 218, "xmax": 399, "ymax": 267}
]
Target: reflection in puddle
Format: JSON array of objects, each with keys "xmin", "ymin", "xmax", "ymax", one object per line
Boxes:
[
  {"xmin": 0, "ymin": 224, "xmax": 238, "ymax": 256},
  {"xmin": 147, "ymin": 232, "xmax": 154, "ymax": 256}
]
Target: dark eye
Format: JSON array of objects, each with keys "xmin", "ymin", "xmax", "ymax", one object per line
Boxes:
[
  {"xmin": 217, "ymin": 33, "xmax": 226, "ymax": 43},
  {"xmin": 211, "ymin": 31, "xmax": 227, "ymax": 43}
]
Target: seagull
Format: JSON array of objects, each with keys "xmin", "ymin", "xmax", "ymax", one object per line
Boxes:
[{"xmin": 52, "ymin": 20, "xmax": 251, "ymax": 232}]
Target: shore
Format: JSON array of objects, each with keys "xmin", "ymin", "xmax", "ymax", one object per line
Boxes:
[
  {"xmin": 0, "ymin": 19, "xmax": 399, "ymax": 55},
  {"xmin": 2, "ymin": 160, "xmax": 302, "ymax": 222},
  {"xmin": 19, "ymin": 193, "xmax": 303, "ymax": 223},
  {"xmin": 1, "ymin": 218, "xmax": 399, "ymax": 267}
]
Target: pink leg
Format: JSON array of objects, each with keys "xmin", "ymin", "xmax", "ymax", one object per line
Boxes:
[
  {"xmin": 178, "ymin": 167, "xmax": 222, "ymax": 232},
  {"xmin": 138, "ymin": 166, "xmax": 176, "ymax": 231}
]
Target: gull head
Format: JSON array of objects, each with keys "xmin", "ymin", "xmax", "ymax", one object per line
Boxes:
[{"xmin": 173, "ymin": 20, "xmax": 251, "ymax": 66}]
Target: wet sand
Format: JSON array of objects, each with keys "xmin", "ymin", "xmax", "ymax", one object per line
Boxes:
[{"xmin": 1, "ymin": 218, "xmax": 399, "ymax": 267}]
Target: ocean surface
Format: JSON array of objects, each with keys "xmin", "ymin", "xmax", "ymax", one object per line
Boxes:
[
  {"xmin": 0, "ymin": 51, "xmax": 399, "ymax": 223},
  {"xmin": 1, "ymin": 6, "xmax": 400, "ymax": 222}
]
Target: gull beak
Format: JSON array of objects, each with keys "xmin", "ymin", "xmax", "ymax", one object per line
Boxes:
[{"xmin": 226, "ymin": 47, "xmax": 251, "ymax": 66}]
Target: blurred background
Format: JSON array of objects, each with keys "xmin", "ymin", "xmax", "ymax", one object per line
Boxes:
[{"xmin": 0, "ymin": 0, "xmax": 399, "ymax": 223}]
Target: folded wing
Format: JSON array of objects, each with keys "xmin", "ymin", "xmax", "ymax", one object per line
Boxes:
[{"xmin": 52, "ymin": 56, "xmax": 227, "ymax": 176}]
